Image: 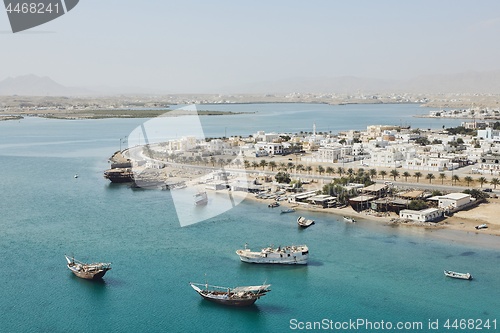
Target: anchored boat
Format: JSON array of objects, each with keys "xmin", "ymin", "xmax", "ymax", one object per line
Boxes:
[
  {"xmin": 65, "ymin": 255, "xmax": 111, "ymax": 280},
  {"xmin": 343, "ymin": 216, "xmax": 356, "ymax": 223},
  {"xmin": 297, "ymin": 216, "xmax": 315, "ymax": 228},
  {"xmin": 189, "ymin": 282, "xmax": 271, "ymax": 307},
  {"xmin": 444, "ymin": 270, "xmax": 472, "ymax": 280},
  {"xmin": 236, "ymin": 244, "xmax": 308, "ymax": 264}
]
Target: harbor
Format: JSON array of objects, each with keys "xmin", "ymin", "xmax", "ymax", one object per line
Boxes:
[{"xmin": 1, "ymin": 108, "xmax": 499, "ymax": 332}]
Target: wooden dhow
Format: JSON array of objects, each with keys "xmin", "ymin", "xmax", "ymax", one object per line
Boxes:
[
  {"xmin": 189, "ymin": 282, "xmax": 271, "ymax": 307},
  {"xmin": 65, "ymin": 255, "xmax": 111, "ymax": 280}
]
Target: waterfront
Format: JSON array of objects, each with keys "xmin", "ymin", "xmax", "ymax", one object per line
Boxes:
[{"xmin": 0, "ymin": 104, "xmax": 498, "ymax": 332}]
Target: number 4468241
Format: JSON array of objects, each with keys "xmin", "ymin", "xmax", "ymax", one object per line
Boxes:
[{"xmin": 5, "ymin": 2, "xmax": 60, "ymax": 14}]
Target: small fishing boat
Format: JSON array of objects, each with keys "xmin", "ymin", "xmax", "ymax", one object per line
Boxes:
[
  {"xmin": 268, "ymin": 201, "xmax": 280, "ymax": 208},
  {"xmin": 297, "ymin": 216, "xmax": 314, "ymax": 228},
  {"xmin": 280, "ymin": 208, "xmax": 295, "ymax": 214},
  {"xmin": 475, "ymin": 223, "xmax": 487, "ymax": 230},
  {"xmin": 65, "ymin": 255, "xmax": 111, "ymax": 280},
  {"xmin": 189, "ymin": 282, "xmax": 271, "ymax": 306},
  {"xmin": 444, "ymin": 270, "xmax": 472, "ymax": 280},
  {"xmin": 343, "ymin": 216, "xmax": 356, "ymax": 223}
]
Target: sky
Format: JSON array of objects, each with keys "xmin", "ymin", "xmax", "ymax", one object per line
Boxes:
[{"xmin": 1, "ymin": 0, "xmax": 500, "ymax": 93}]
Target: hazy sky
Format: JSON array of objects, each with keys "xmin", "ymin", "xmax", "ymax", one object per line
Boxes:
[{"xmin": 1, "ymin": 0, "xmax": 500, "ymax": 93}]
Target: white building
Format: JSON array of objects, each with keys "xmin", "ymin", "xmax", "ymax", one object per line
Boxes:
[
  {"xmin": 254, "ymin": 142, "xmax": 283, "ymax": 155},
  {"xmin": 438, "ymin": 193, "xmax": 472, "ymax": 210},
  {"xmin": 253, "ymin": 131, "xmax": 280, "ymax": 143},
  {"xmin": 399, "ymin": 208, "xmax": 442, "ymax": 222},
  {"xmin": 477, "ymin": 128, "xmax": 500, "ymax": 143}
]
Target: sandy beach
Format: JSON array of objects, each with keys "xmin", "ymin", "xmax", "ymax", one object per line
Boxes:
[{"xmin": 233, "ymin": 190, "xmax": 500, "ymax": 249}]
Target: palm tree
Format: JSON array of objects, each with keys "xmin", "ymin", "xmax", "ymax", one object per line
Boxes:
[
  {"xmin": 296, "ymin": 164, "xmax": 304, "ymax": 174},
  {"xmin": 243, "ymin": 159, "xmax": 250, "ymax": 169},
  {"xmin": 414, "ymin": 172, "xmax": 422, "ymax": 183},
  {"xmin": 379, "ymin": 170, "xmax": 387, "ymax": 180},
  {"xmin": 210, "ymin": 156, "xmax": 216, "ymax": 166},
  {"xmin": 452, "ymin": 175, "xmax": 460, "ymax": 186},
  {"xmin": 218, "ymin": 158, "xmax": 225, "ymax": 167},
  {"xmin": 317, "ymin": 165, "xmax": 325, "ymax": 175},
  {"xmin": 347, "ymin": 168, "xmax": 354, "ymax": 178},
  {"xmin": 439, "ymin": 173, "xmax": 446, "ymax": 185},
  {"xmin": 326, "ymin": 166, "xmax": 334, "ymax": 177},
  {"xmin": 337, "ymin": 167, "xmax": 344, "ymax": 177},
  {"xmin": 369, "ymin": 169, "xmax": 377, "ymax": 180},
  {"xmin": 269, "ymin": 161, "xmax": 277, "ymax": 171},
  {"xmin": 425, "ymin": 173, "xmax": 435, "ymax": 183},
  {"xmin": 259, "ymin": 159, "xmax": 268, "ymax": 170},
  {"xmin": 251, "ymin": 161, "xmax": 259, "ymax": 170},
  {"xmin": 402, "ymin": 171, "xmax": 410, "ymax": 182},
  {"xmin": 357, "ymin": 168, "xmax": 365, "ymax": 177},
  {"xmin": 478, "ymin": 176, "xmax": 488, "ymax": 188},
  {"xmin": 287, "ymin": 162, "xmax": 295, "ymax": 172},
  {"xmin": 390, "ymin": 169, "xmax": 400, "ymax": 181},
  {"xmin": 464, "ymin": 176, "xmax": 474, "ymax": 187},
  {"xmin": 306, "ymin": 166, "xmax": 313, "ymax": 174},
  {"xmin": 490, "ymin": 177, "xmax": 500, "ymax": 190},
  {"xmin": 278, "ymin": 162, "xmax": 287, "ymax": 171}
]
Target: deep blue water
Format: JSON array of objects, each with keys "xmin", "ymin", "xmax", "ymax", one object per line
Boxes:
[{"xmin": 0, "ymin": 104, "xmax": 498, "ymax": 333}]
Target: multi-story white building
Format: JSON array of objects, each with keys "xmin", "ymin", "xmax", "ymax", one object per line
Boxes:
[
  {"xmin": 477, "ymin": 128, "xmax": 500, "ymax": 143},
  {"xmin": 254, "ymin": 142, "xmax": 283, "ymax": 156}
]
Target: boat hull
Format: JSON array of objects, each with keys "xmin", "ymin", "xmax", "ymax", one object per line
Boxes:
[
  {"xmin": 199, "ymin": 294, "xmax": 258, "ymax": 307},
  {"xmin": 69, "ymin": 268, "xmax": 110, "ymax": 280},
  {"xmin": 444, "ymin": 270, "xmax": 472, "ymax": 280}
]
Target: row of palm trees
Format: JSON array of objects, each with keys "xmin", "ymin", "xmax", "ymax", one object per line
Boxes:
[{"xmin": 150, "ymin": 150, "xmax": 500, "ymax": 189}]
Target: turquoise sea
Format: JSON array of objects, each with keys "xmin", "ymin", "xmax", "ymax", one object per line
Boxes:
[{"xmin": 0, "ymin": 104, "xmax": 498, "ymax": 333}]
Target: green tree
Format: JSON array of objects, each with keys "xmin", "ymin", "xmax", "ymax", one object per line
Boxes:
[
  {"xmin": 379, "ymin": 170, "xmax": 387, "ymax": 180},
  {"xmin": 268, "ymin": 161, "xmax": 277, "ymax": 171},
  {"xmin": 402, "ymin": 171, "xmax": 411, "ymax": 182},
  {"xmin": 259, "ymin": 159, "xmax": 268, "ymax": 170},
  {"xmin": 337, "ymin": 167, "xmax": 345, "ymax": 177},
  {"xmin": 452, "ymin": 175, "xmax": 460, "ymax": 186},
  {"xmin": 251, "ymin": 161, "xmax": 259, "ymax": 169},
  {"xmin": 439, "ymin": 173, "xmax": 446, "ymax": 185},
  {"xmin": 275, "ymin": 171, "xmax": 291, "ymax": 184},
  {"xmin": 414, "ymin": 172, "xmax": 422, "ymax": 183},
  {"xmin": 317, "ymin": 165, "xmax": 325, "ymax": 175},
  {"xmin": 490, "ymin": 177, "xmax": 500, "ymax": 189},
  {"xmin": 477, "ymin": 177, "xmax": 488, "ymax": 188},
  {"xmin": 369, "ymin": 169, "xmax": 377, "ymax": 180},
  {"xmin": 296, "ymin": 164, "xmax": 304, "ymax": 173},
  {"xmin": 390, "ymin": 169, "xmax": 400, "ymax": 181},
  {"xmin": 306, "ymin": 166, "xmax": 313, "ymax": 174},
  {"xmin": 326, "ymin": 166, "xmax": 334, "ymax": 176},
  {"xmin": 426, "ymin": 173, "xmax": 435, "ymax": 183},
  {"xmin": 464, "ymin": 176, "xmax": 474, "ymax": 187}
]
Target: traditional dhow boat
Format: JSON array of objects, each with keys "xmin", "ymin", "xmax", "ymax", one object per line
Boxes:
[
  {"xmin": 65, "ymin": 255, "xmax": 111, "ymax": 280},
  {"xmin": 343, "ymin": 216, "xmax": 356, "ymax": 223},
  {"xmin": 444, "ymin": 270, "xmax": 472, "ymax": 280},
  {"xmin": 194, "ymin": 191, "xmax": 208, "ymax": 205},
  {"xmin": 297, "ymin": 216, "xmax": 314, "ymax": 228},
  {"xmin": 189, "ymin": 282, "xmax": 271, "ymax": 307},
  {"xmin": 236, "ymin": 244, "xmax": 308, "ymax": 264}
]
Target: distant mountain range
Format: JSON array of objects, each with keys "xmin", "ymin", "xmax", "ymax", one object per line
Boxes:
[
  {"xmin": 1, "ymin": 71, "xmax": 500, "ymax": 96},
  {"xmin": 224, "ymin": 70, "xmax": 500, "ymax": 94},
  {"xmin": 0, "ymin": 75, "xmax": 92, "ymax": 96}
]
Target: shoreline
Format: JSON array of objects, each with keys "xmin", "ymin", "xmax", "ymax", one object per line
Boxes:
[{"xmin": 230, "ymin": 190, "xmax": 500, "ymax": 250}]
